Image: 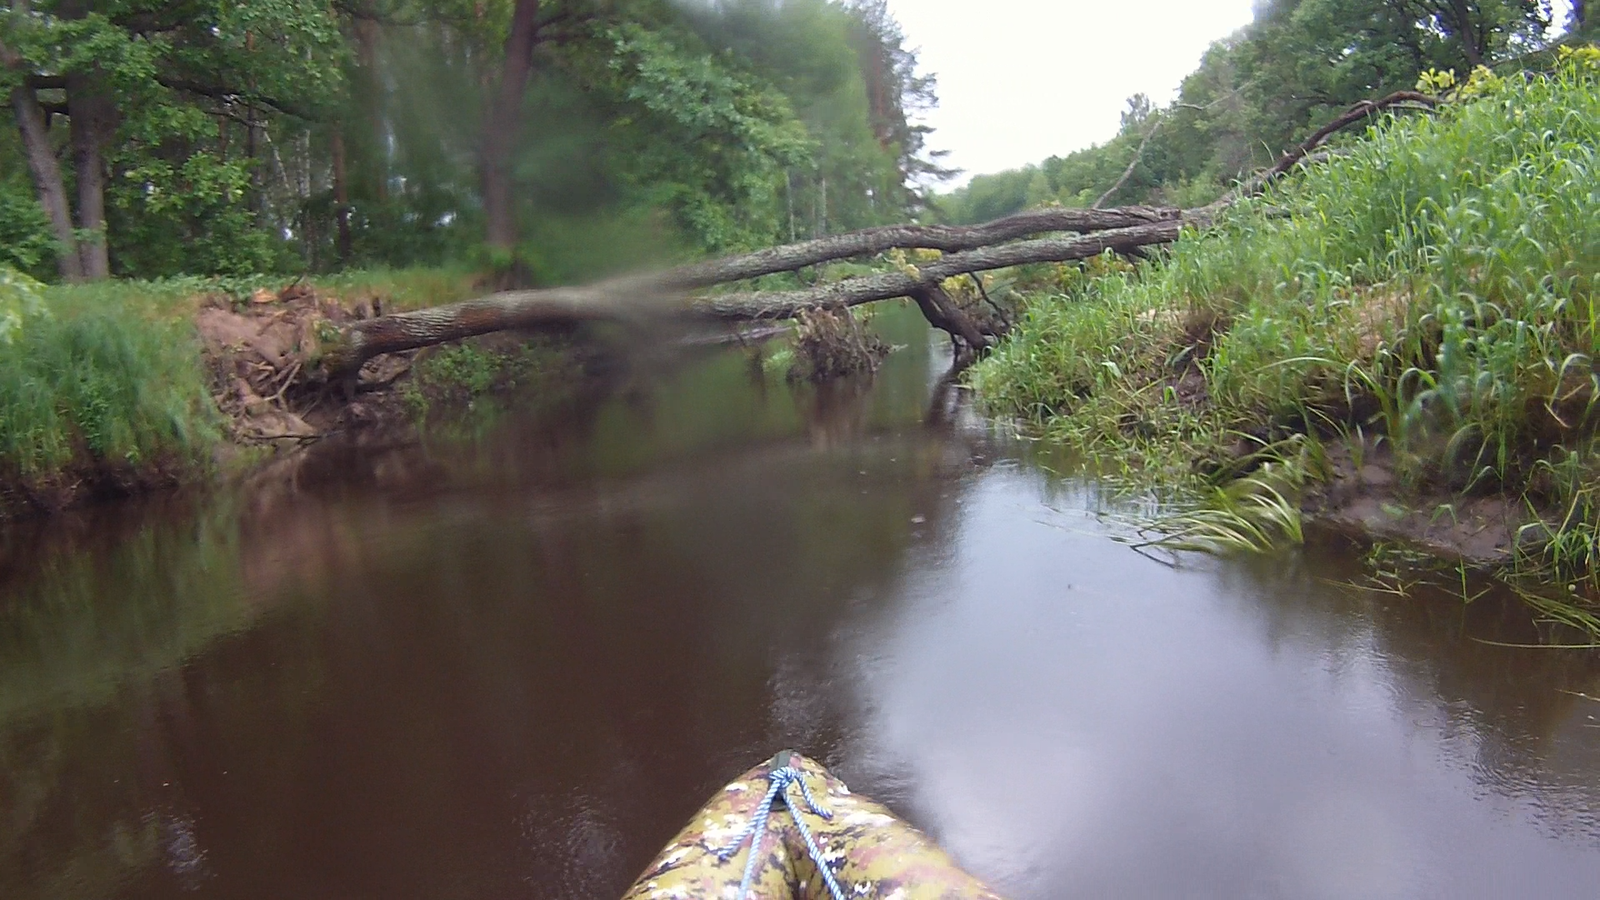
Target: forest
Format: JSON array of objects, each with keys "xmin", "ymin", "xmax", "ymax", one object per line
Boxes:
[
  {"xmin": 937, "ymin": 0, "xmax": 1593, "ymax": 221},
  {"xmin": 1, "ymin": 0, "xmax": 942, "ymax": 284},
  {"xmin": 3, "ymin": 0, "xmax": 1600, "ymax": 603}
]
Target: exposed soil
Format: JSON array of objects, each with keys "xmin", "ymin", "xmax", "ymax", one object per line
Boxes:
[
  {"xmin": 2, "ymin": 281, "xmax": 797, "ymax": 520},
  {"xmin": 196, "ymin": 282, "xmax": 403, "ymax": 444},
  {"xmin": 0, "ymin": 284, "xmax": 556, "ymax": 519},
  {"xmin": 1304, "ymin": 442, "xmax": 1528, "ymax": 566}
]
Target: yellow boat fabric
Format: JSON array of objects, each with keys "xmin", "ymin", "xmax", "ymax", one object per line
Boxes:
[{"xmin": 621, "ymin": 752, "xmax": 1004, "ymax": 900}]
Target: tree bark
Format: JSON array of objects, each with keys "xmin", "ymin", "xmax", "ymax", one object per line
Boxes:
[
  {"xmin": 66, "ymin": 71, "xmax": 112, "ymax": 279},
  {"xmin": 3, "ymin": 10, "xmax": 84, "ymax": 281},
  {"xmin": 1441, "ymin": 0, "xmax": 1486, "ymax": 67},
  {"xmin": 641, "ymin": 205, "xmax": 1182, "ymax": 293},
  {"xmin": 313, "ymin": 88, "xmax": 1435, "ymax": 381},
  {"xmin": 317, "ymin": 219, "xmax": 1186, "ymax": 378},
  {"xmin": 911, "ymin": 283, "xmax": 992, "ymax": 353},
  {"xmin": 481, "ymin": 0, "xmax": 542, "ymax": 257},
  {"xmin": 8, "ymin": 86, "xmax": 84, "ymax": 281},
  {"xmin": 332, "ymin": 129, "xmax": 353, "ymax": 261},
  {"xmin": 689, "ymin": 222, "xmax": 1186, "ymax": 322}
]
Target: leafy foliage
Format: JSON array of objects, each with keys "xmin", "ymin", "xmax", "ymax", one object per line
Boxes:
[
  {"xmin": 600, "ymin": 21, "xmax": 815, "ymax": 250},
  {"xmin": 936, "ymin": 0, "xmax": 1576, "ymax": 223},
  {"xmin": 0, "ymin": 266, "xmax": 47, "ymax": 345},
  {"xmin": 1, "ymin": 0, "xmax": 939, "ymax": 281},
  {"xmin": 974, "ymin": 57, "xmax": 1600, "ymax": 586}
]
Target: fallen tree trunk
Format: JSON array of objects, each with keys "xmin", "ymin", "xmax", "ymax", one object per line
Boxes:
[
  {"xmin": 313, "ymin": 91, "xmax": 1437, "ymax": 381},
  {"xmin": 318, "ymin": 219, "xmax": 1188, "ymax": 378},
  {"xmin": 648, "ymin": 204, "xmax": 1180, "ymax": 291},
  {"xmin": 689, "ymin": 221, "xmax": 1186, "ymax": 320}
]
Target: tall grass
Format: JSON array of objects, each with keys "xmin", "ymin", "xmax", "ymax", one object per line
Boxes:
[
  {"xmin": 0, "ymin": 289, "xmax": 221, "ymax": 487},
  {"xmin": 0, "ymin": 265, "xmax": 494, "ymax": 501},
  {"xmin": 975, "ymin": 57, "xmax": 1600, "ymax": 584}
]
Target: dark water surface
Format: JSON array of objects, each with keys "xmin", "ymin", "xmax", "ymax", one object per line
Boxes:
[{"xmin": 4, "ymin": 306, "xmax": 1600, "ymax": 899}]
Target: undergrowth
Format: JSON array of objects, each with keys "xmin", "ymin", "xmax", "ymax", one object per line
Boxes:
[
  {"xmin": 0, "ymin": 265, "xmax": 498, "ymax": 511},
  {"xmin": 401, "ymin": 337, "xmax": 585, "ymax": 421},
  {"xmin": 0, "ymin": 272, "xmax": 221, "ymax": 497},
  {"xmin": 974, "ymin": 51, "xmax": 1600, "ymax": 614}
]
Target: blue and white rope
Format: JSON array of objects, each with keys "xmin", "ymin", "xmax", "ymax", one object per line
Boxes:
[{"xmin": 716, "ymin": 763, "xmax": 849, "ymax": 900}]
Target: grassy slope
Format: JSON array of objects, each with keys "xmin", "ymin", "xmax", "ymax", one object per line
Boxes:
[
  {"xmin": 973, "ymin": 57, "xmax": 1600, "ymax": 586},
  {"xmin": 0, "ymin": 267, "xmax": 483, "ymax": 506}
]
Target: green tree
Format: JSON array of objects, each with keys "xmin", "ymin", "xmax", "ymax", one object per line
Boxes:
[
  {"xmin": 936, "ymin": 0, "xmax": 1563, "ymax": 221},
  {"xmin": 2, "ymin": 0, "xmax": 345, "ymax": 279}
]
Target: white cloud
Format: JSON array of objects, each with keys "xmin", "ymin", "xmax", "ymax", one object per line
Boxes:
[{"xmin": 889, "ymin": 0, "xmax": 1258, "ymax": 183}]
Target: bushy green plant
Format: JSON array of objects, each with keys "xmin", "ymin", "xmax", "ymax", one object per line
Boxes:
[
  {"xmin": 976, "ymin": 57, "xmax": 1600, "ymax": 588},
  {"xmin": 0, "ymin": 266, "xmax": 48, "ymax": 345},
  {"xmin": 0, "ymin": 285, "xmax": 219, "ymax": 481}
]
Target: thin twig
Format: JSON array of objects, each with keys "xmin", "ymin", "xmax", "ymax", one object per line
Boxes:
[
  {"xmin": 968, "ymin": 273, "xmax": 1011, "ymax": 330},
  {"xmin": 1095, "ymin": 117, "xmax": 1164, "ymax": 209}
]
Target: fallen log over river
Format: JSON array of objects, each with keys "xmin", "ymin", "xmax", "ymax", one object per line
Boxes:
[{"xmin": 314, "ymin": 91, "xmax": 1436, "ymax": 381}]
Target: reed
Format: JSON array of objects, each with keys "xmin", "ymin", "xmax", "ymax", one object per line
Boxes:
[{"xmin": 975, "ymin": 53, "xmax": 1600, "ymax": 609}]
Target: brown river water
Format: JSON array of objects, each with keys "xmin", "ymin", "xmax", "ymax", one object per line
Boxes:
[{"xmin": 4, "ymin": 305, "xmax": 1600, "ymax": 899}]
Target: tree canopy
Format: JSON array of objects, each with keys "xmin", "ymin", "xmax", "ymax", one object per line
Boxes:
[
  {"xmin": 936, "ymin": 0, "xmax": 1581, "ymax": 224},
  {"xmin": 1, "ymin": 0, "xmax": 943, "ymax": 282}
]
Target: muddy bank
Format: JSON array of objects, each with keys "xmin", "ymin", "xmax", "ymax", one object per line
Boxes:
[
  {"xmin": 1304, "ymin": 442, "xmax": 1528, "ymax": 567},
  {"xmin": 0, "ymin": 283, "xmax": 602, "ymax": 519},
  {"xmin": 0, "ymin": 279, "xmax": 814, "ymax": 521}
]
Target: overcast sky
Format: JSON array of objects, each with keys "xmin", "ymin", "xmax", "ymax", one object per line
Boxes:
[{"xmin": 888, "ymin": 0, "xmax": 1260, "ymax": 183}]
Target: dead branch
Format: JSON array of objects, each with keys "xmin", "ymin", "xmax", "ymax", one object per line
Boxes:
[
  {"xmin": 312, "ymin": 90, "xmax": 1439, "ymax": 381},
  {"xmin": 1237, "ymin": 91, "xmax": 1439, "ymax": 196},
  {"xmin": 691, "ymin": 221, "xmax": 1186, "ymax": 321},
  {"xmin": 614, "ymin": 204, "xmax": 1183, "ymax": 294},
  {"xmin": 1095, "ymin": 118, "xmax": 1164, "ymax": 209}
]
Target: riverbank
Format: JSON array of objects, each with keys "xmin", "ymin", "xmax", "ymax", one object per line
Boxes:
[
  {"xmin": 972, "ymin": 56, "xmax": 1600, "ymax": 625},
  {"xmin": 0, "ymin": 266, "xmax": 594, "ymax": 517}
]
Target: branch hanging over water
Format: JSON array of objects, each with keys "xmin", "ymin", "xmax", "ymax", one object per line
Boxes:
[
  {"xmin": 314, "ymin": 90, "xmax": 1438, "ymax": 380},
  {"xmin": 690, "ymin": 222, "xmax": 1187, "ymax": 321}
]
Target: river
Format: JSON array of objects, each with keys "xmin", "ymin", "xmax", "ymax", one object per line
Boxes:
[{"xmin": 3, "ymin": 304, "xmax": 1599, "ymax": 899}]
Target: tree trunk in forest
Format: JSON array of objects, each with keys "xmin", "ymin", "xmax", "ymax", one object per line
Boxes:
[
  {"xmin": 66, "ymin": 72, "xmax": 112, "ymax": 279},
  {"xmin": 1575, "ymin": 0, "xmax": 1589, "ymax": 32},
  {"xmin": 9, "ymin": 86, "xmax": 84, "ymax": 281},
  {"xmin": 481, "ymin": 0, "xmax": 542, "ymax": 259},
  {"xmin": 2, "ymin": 6, "xmax": 85, "ymax": 281},
  {"xmin": 1443, "ymin": 0, "xmax": 1486, "ymax": 67},
  {"xmin": 332, "ymin": 130, "xmax": 353, "ymax": 261}
]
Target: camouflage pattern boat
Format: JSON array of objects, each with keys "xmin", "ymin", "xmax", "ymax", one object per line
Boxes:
[{"xmin": 621, "ymin": 750, "xmax": 1003, "ymax": 900}]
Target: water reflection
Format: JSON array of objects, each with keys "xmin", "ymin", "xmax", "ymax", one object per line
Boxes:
[
  {"xmin": 2, "ymin": 306, "xmax": 1599, "ymax": 899},
  {"xmin": 842, "ymin": 468, "xmax": 1600, "ymax": 899}
]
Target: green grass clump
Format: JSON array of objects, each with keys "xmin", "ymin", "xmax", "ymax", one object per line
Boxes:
[
  {"xmin": 975, "ymin": 56, "xmax": 1600, "ymax": 586},
  {"xmin": 0, "ymin": 264, "xmax": 529, "ymax": 508},
  {"xmin": 1138, "ymin": 465, "xmax": 1308, "ymax": 554},
  {"xmin": 0, "ymin": 279, "xmax": 220, "ymax": 492},
  {"xmin": 400, "ymin": 336, "xmax": 585, "ymax": 422}
]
